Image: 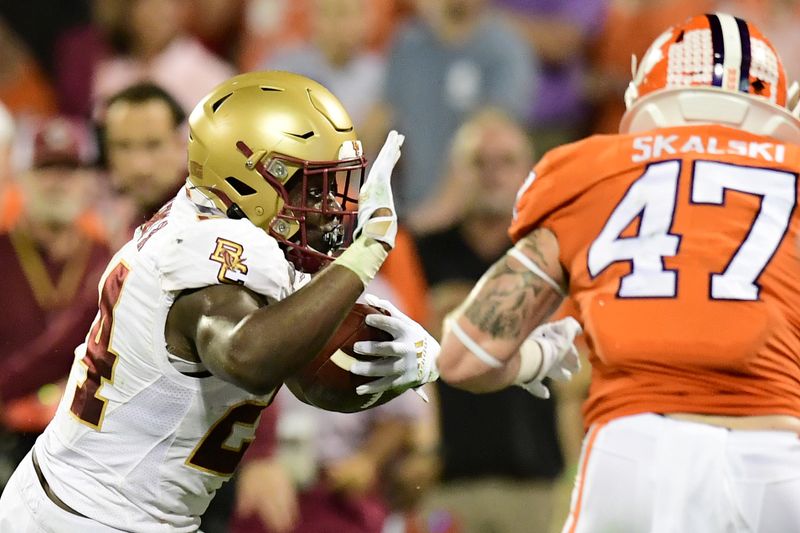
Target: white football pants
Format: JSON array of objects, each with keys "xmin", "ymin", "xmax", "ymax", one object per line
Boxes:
[
  {"xmin": 0, "ymin": 451, "xmax": 126, "ymax": 532},
  {"xmin": 561, "ymin": 413, "xmax": 800, "ymax": 533}
]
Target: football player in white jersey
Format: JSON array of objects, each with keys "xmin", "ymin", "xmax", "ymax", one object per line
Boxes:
[{"xmin": 0, "ymin": 71, "xmax": 440, "ymax": 532}]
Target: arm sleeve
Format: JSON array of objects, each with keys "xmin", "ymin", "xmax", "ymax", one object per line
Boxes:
[{"xmin": 508, "ymin": 137, "xmax": 597, "ymax": 242}]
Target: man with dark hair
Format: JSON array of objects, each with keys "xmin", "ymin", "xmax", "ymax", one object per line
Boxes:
[
  {"xmin": 101, "ymin": 82, "xmax": 187, "ymax": 242},
  {"xmin": 105, "ymin": 82, "xmax": 187, "ymax": 126}
]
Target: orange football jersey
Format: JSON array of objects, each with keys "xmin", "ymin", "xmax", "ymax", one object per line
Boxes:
[{"xmin": 510, "ymin": 124, "xmax": 800, "ymax": 427}]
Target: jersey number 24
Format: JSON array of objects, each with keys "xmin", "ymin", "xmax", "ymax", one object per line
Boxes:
[
  {"xmin": 588, "ymin": 160, "xmax": 797, "ymax": 300},
  {"xmin": 69, "ymin": 261, "xmax": 265, "ymax": 477}
]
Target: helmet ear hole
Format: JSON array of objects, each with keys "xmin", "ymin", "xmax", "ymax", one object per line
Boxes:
[
  {"xmin": 226, "ymin": 204, "xmax": 247, "ymax": 220},
  {"xmin": 225, "ymin": 177, "xmax": 257, "ymax": 196}
]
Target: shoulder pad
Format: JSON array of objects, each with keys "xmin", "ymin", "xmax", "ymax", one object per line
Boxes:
[
  {"xmin": 509, "ymin": 135, "xmax": 616, "ymax": 242},
  {"xmin": 156, "ymin": 218, "xmax": 293, "ymax": 301}
]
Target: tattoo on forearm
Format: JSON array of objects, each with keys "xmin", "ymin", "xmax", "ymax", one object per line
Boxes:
[
  {"xmin": 519, "ymin": 234, "xmax": 549, "ymax": 268},
  {"xmin": 463, "ymin": 256, "xmax": 547, "ymax": 339}
]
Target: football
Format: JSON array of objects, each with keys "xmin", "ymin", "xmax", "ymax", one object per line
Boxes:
[{"xmin": 285, "ymin": 303, "xmax": 405, "ymax": 413}]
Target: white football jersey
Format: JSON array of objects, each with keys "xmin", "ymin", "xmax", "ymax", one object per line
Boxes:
[{"xmin": 35, "ymin": 187, "xmax": 302, "ymax": 532}]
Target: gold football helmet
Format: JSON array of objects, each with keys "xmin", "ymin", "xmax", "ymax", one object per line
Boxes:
[{"xmin": 187, "ymin": 71, "xmax": 366, "ymax": 272}]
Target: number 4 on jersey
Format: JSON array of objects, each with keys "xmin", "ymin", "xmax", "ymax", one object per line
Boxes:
[
  {"xmin": 70, "ymin": 261, "xmax": 131, "ymax": 429},
  {"xmin": 588, "ymin": 160, "xmax": 796, "ymax": 301}
]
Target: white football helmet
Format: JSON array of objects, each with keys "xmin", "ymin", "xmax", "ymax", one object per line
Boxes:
[{"xmin": 621, "ymin": 13, "xmax": 800, "ymax": 143}]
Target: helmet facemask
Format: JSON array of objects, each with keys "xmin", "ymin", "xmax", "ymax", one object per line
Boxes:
[{"xmin": 237, "ymin": 140, "xmax": 367, "ymax": 273}]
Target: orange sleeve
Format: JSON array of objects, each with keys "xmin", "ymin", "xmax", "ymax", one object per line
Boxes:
[{"xmin": 509, "ymin": 136, "xmax": 608, "ymax": 243}]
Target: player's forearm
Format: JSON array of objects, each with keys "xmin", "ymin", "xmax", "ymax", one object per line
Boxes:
[
  {"xmin": 209, "ymin": 265, "xmax": 364, "ymax": 394},
  {"xmin": 437, "ymin": 231, "xmax": 565, "ymax": 392},
  {"xmin": 437, "ymin": 337, "xmax": 522, "ymax": 392},
  {"xmin": 437, "ymin": 305, "xmax": 557, "ymax": 392}
]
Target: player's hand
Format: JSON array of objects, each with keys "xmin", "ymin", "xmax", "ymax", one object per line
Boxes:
[
  {"xmin": 353, "ymin": 130, "xmax": 404, "ymax": 249},
  {"xmin": 235, "ymin": 458, "xmax": 299, "ymax": 532},
  {"xmin": 518, "ymin": 317, "xmax": 582, "ymax": 399},
  {"xmin": 349, "ymin": 294, "xmax": 440, "ymax": 395}
]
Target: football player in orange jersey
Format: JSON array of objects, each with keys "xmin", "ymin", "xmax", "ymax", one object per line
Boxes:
[{"xmin": 352, "ymin": 12, "xmax": 800, "ymax": 533}]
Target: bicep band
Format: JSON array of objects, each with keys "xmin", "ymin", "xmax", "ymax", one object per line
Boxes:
[
  {"xmin": 448, "ymin": 319, "xmax": 504, "ymax": 369},
  {"xmin": 507, "ymin": 247, "xmax": 565, "ymax": 297}
]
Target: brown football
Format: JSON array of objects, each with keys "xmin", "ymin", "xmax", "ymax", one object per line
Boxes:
[{"xmin": 285, "ymin": 303, "xmax": 405, "ymax": 413}]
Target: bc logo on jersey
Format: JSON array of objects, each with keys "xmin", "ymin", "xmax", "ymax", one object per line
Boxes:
[{"xmin": 210, "ymin": 238, "xmax": 248, "ymax": 284}]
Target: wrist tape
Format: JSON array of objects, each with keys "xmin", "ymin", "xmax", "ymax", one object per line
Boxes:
[
  {"xmin": 514, "ymin": 339, "xmax": 544, "ymax": 384},
  {"xmin": 334, "ymin": 236, "xmax": 388, "ymax": 287}
]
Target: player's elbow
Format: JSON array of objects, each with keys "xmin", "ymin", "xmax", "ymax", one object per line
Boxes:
[
  {"xmin": 230, "ymin": 368, "xmax": 278, "ymax": 395},
  {"xmin": 436, "ymin": 348, "xmax": 465, "ymax": 385},
  {"xmin": 438, "ymin": 347, "xmax": 511, "ymax": 394},
  {"xmin": 205, "ymin": 340, "xmax": 282, "ymax": 395},
  {"xmin": 220, "ymin": 357, "xmax": 280, "ymax": 395},
  {"xmin": 438, "ymin": 350, "xmax": 491, "ymax": 393}
]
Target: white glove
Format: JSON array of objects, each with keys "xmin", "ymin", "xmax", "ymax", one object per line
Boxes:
[
  {"xmin": 353, "ymin": 131, "xmax": 404, "ymax": 249},
  {"xmin": 517, "ymin": 317, "xmax": 582, "ymax": 399},
  {"xmin": 349, "ymin": 294, "xmax": 440, "ymax": 395}
]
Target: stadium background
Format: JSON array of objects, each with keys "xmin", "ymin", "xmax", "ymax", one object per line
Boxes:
[{"xmin": 0, "ymin": 1, "xmax": 798, "ymax": 532}]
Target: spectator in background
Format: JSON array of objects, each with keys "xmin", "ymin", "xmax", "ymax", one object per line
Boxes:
[
  {"xmin": 494, "ymin": 0, "xmax": 608, "ymax": 153},
  {"xmin": 372, "ymin": 0, "xmax": 535, "ymax": 218},
  {"xmin": 52, "ymin": 0, "xmax": 127, "ymax": 118},
  {"xmin": 258, "ymin": 0, "xmax": 386, "ymax": 130},
  {"xmin": 0, "ymin": 117, "xmax": 111, "ymax": 489},
  {"xmin": 92, "ymin": 0, "xmax": 234, "ymax": 119},
  {"xmin": 99, "ymin": 82, "xmax": 187, "ymax": 247},
  {"xmin": 0, "ymin": 0, "xmax": 88, "ymax": 79},
  {"xmin": 415, "ymin": 109, "xmax": 568, "ymax": 533},
  {"xmin": 185, "ymin": 0, "xmax": 247, "ymax": 63},
  {"xmin": 239, "ymin": 0, "xmax": 405, "ymax": 71}
]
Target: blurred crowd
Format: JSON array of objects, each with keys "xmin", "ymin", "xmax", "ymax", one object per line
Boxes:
[{"xmin": 0, "ymin": 1, "xmax": 798, "ymax": 532}]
